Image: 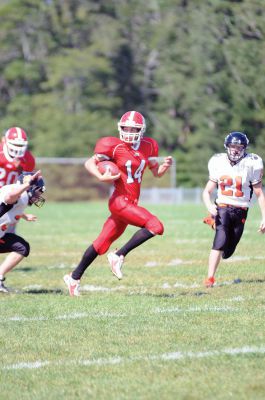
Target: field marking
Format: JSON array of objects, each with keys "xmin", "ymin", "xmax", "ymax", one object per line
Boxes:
[
  {"xmin": 145, "ymin": 259, "xmax": 196, "ymax": 267},
  {"xmin": 21, "ymin": 282, "xmax": 202, "ymax": 292},
  {"xmin": 175, "ymin": 239, "xmax": 209, "ymax": 244},
  {"xmin": 19, "ymin": 276, "xmax": 264, "ymax": 295},
  {"xmin": 81, "ymin": 284, "xmax": 126, "ymax": 292},
  {"xmin": 226, "ymin": 296, "xmax": 245, "ymax": 302},
  {"xmin": 2, "ymin": 345, "xmax": 265, "ymax": 371},
  {"xmin": 45, "ymin": 254, "xmax": 265, "ymax": 270},
  {"xmin": 224, "ymin": 255, "xmax": 265, "ymax": 263},
  {"xmin": 154, "ymin": 306, "xmax": 236, "ymax": 313},
  {"xmin": 0, "ymin": 305, "xmax": 238, "ymax": 324},
  {"xmin": 82, "ymin": 281, "xmax": 202, "ymax": 291}
]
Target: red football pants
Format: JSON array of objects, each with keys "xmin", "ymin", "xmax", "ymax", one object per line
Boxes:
[{"xmin": 93, "ymin": 195, "xmax": 164, "ymax": 255}]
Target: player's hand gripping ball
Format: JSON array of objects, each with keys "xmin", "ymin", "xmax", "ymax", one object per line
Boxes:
[{"xmin": 97, "ymin": 161, "xmax": 120, "ymax": 176}]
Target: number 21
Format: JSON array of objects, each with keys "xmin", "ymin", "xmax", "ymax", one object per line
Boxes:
[{"xmin": 220, "ymin": 175, "xmax": 243, "ymax": 197}]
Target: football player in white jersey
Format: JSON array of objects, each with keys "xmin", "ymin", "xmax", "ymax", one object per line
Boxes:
[
  {"xmin": 202, "ymin": 131, "xmax": 265, "ymax": 287},
  {"xmin": 0, "ymin": 171, "xmax": 45, "ymax": 293}
]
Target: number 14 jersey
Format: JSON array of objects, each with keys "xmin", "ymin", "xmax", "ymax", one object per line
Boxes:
[
  {"xmin": 94, "ymin": 136, "xmax": 159, "ymax": 201},
  {"xmin": 208, "ymin": 152, "xmax": 263, "ymax": 208}
]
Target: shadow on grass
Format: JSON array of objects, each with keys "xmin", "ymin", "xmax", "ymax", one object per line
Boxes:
[
  {"xmin": 14, "ymin": 267, "xmax": 34, "ymax": 272},
  {"xmin": 217, "ymin": 278, "xmax": 265, "ymax": 287},
  {"xmin": 127, "ymin": 291, "xmax": 210, "ymax": 298},
  {"xmin": 233, "ymin": 278, "xmax": 265, "ymax": 284},
  {"xmin": 127, "ymin": 293, "xmax": 177, "ymax": 298},
  {"xmin": 24, "ymin": 288, "xmax": 64, "ymax": 295}
]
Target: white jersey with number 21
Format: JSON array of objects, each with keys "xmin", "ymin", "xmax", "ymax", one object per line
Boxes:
[{"xmin": 208, "ymin": 153, "xmax": 263, "ymax": 208}]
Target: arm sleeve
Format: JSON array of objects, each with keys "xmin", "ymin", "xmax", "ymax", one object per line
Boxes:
[
  {"xmin": 251, "ymin": 155, "xmax": 264, "ymax": 185},
  {"xmin": 94, "ymin": 137, "xmax": 119, "ymax": 160},
  {"xmin": 208, "ymin": 156, "xmax": 218, "ymax": 182},
  {"xmin": 147, "ymin": 138, "xmax": 159, "ymax": 168},
  {"xmin": 21, "ymin": 151, "xmax": 35, "ymax": 171}
]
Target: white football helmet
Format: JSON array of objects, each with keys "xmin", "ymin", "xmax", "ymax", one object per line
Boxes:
[
  {"xmin": 4, "ymin": 127, "xmax": 28, "ymax": 159},
  {"xmin": 118, "ymin": 111, "xmax": 146, "ymax": 144}
]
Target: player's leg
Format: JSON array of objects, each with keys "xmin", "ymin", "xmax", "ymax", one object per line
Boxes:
[
  {"xmin": 0, "ymin": 233, "xmax": 30, "ymax": 292},
  {"xmin": 93, "ymin": 216, "xmax": 127, "ymax": 280},
  {"xmin": 93, "ymin": 216, "xmax": 127, "ymax": 256},
  {"xmin": 204, "ymin": 249, "xmax": 222, "ymax": 287},
  {"xmin": 114, "ymin": 202, "xmax": 164, "ymax": 256},
  {"xmin": 70, "ymin": 245, "xmax": 98, "ymax": 281},
  {"xmin": 0, "ymin": 252, "xmax": 24, "ymax": 275},
  {"xmin": 105, "ymin": 196, "xmax": 165, "ymax": 279},
  {"xmin": 204, "ymin": 208, "xmax": 230, "ymax": 287},
  {"xmin": 116, "ymin": 228, "xmax": 155, "ymax": 257},
  {"xmin": 222, "ymin": 208, "xmax": 247, "ymax": 259},
  {"xmin": 64, "ymin": 216, "xmax": 127, "ymax": 293},
  {"xmin": 107, "ymin": 227, "xmax": 155, "ymax": 280}
]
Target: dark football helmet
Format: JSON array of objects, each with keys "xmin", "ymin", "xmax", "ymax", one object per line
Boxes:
[
  {"xmin": 18, "ymin": 172, "xmax": 46, "ymax": 207},
  {"xmin": 224, "ymin": 131, "xmax": 249, "ymax": 162}
]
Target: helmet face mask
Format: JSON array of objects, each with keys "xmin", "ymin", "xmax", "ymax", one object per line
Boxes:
[
  {"xmin": 224, "ymin": 131, "xmax": 249, "ymax": 162},
  {"xmin": 118, "ymin": 111, "xmax": 146, "ymax": 144},
  {"xmin": 28, "ymin": 186, "xmax": 46, "ymax": 207},
  {"xmin": 227, "ymin": 144, "xmax": 245, "ymax": 162},
  {"xmin": 18, "ymin": 172, "xmax": 46, "ymax": 207},
  {"xmin": 4, "ymin": 127, "xmax": 28, "ymax": 159}
]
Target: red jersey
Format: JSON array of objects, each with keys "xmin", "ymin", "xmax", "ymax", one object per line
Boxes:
[
  {"xmin": 0, "ymin": 142, "xmax": 35, "ymax": 187},
  {"xmin": 94, "ymin": 137, "xmax": 159, "ymax": 201}
]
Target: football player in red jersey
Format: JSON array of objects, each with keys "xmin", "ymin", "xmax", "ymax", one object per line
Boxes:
[
  {"xmin": 64, "ymin": 111, "xmax": 173, "ymax": 296},
  {"xmin": 0, "ymin": 127, "xmax": 35, "ymax": 187}
]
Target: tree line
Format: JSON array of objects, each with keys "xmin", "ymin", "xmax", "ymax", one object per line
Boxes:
[{"xmin": 0, "ymin": 0, "xmax": 264, "ymax": 187}]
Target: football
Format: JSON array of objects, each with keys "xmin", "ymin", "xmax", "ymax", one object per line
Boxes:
[{"xmin": 97, "ymin": 160, "xmax": 120, "ymax": 176}]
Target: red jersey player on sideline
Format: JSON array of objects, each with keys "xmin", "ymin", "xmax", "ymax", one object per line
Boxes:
[
  {"xmin": 0, "ymin": 127, "xmax": 35, "ymax": 187},
  {"xmin": 64, "ymin": 111, "xmax": 173, "ymax": 296}
]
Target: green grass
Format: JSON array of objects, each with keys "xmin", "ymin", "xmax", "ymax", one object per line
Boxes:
[{"xmin": 0, "ymin": 202, "xmax": 265, "ymax": 400}]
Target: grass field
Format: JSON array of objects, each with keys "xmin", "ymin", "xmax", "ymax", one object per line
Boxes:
[{"xmin": 1, "ymin": 201, "xmax": 265, "ymax": 400}]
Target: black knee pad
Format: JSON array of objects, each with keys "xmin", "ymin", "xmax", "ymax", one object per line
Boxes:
[{"xmin": 13, "ymin": 240, "xmax": 30, "ymax": 257}]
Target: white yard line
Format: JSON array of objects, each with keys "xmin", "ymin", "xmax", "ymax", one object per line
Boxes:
[
  {"xmin": 226, "ymin": 296, "xmax": 245, "ymax": 302},
  {"xmin": 0, "ymin": 305, "xmax": 238, "ymax": 323},
  {"xmin": 22, "ymin": 282, "xmax": 202, "ymax": 292},
  {"xmin": 224, "ymin": 255, "xmax": 265, "ymax": 263},
  {"xmin": 154, "ymin": 306, "xmax": 237, "ymax": 313},
  {"xmin": 175, "ymin": 239, "xmax": 209, "ymax": 243},
  {"xmin": 2, "ymin": 346, "xmax": 265, "ymax": 371}
]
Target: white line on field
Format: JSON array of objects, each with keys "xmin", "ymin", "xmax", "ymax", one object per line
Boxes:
[
  {"xmin": 175, "ymin": 239, "xmax": 209, "ymax": 244},
  {"xmin": 154, "ymin": 306, "xmax": 236, "ymax": 313},
  {"xmin": 145, "ymin": 259, "xmax": 197, "ymax": 267},
  {"xmin": 224, "ymin": 255, "xmax": 265, "ymax": 263},
  {"xmin": 23, "ymin": 282, "xmax": 203, "ymax": 292},
  {"xmin": 226, "ymin": 296, "xmax": 245, "ymax": 302},
  {"xmin": 21, "ymin": 279, "xmax": 251, "ymax": 293},
  {"xmin": 2, "ymin": 345, "xmax": 265, "ymax": 371},
  {"xmin": 81, "ymin": 284, "xmax": 126, "ymax": 292},
  {"xmin": 0, "ymin": 305, "xmax": 238, "ymax": 323}
]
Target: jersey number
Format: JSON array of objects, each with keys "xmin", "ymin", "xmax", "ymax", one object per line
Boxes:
[
  {"xmin": 0, "ymin": 168, "xmax": 19, "ymax": 186},
  {"xmin": 219, "ymin": 175, "xmax": 243, "ymax": 197},
  {"xmin": 125, "ymin": 160, "xmax": 145, "ymax": 183}
]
